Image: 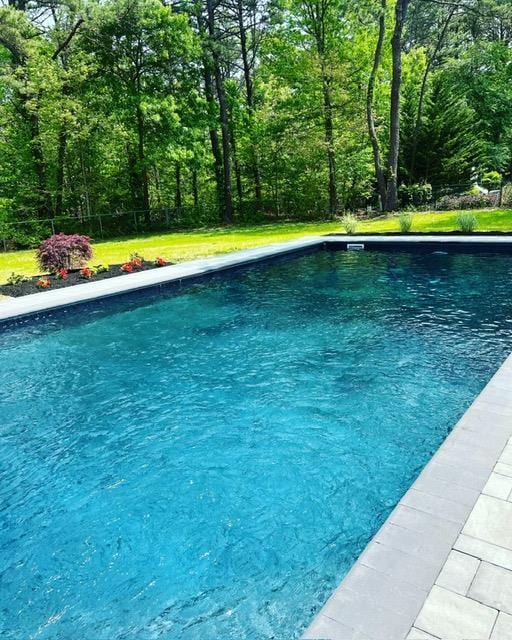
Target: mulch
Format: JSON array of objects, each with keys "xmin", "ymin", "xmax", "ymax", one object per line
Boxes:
[{"xmin": 0, "ymin": 262, "xmax": 173, "ymax": 298}]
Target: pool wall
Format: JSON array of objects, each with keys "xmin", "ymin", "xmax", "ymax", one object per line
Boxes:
[{"xmin": 3, "ymin": 234, "xmax": 512, "ymax": 639}]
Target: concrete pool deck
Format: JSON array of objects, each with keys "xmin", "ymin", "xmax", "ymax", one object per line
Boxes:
[{"xmin": 2, "ymin": 234, "xmax": 512, "ymax": 639}]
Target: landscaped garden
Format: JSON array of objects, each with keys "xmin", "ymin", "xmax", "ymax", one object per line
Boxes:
[{"xmin": 1, "ymin": 208, "xmax": 512, "ymax": 292}]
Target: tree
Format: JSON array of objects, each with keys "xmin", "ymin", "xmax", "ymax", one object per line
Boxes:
[{"xmin": 83, "ymin": 0, "xmax": 197, "ymax": 219}]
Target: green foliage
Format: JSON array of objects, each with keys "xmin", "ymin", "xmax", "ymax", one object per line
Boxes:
[
  {"xmin": 456, "ymin": 211, "xmax": 477, "ymax": 233},
  {"xmin": 402, "ymin": 73, "xmax": 482, "ymax": 187},
  {"xmin": 502, "ymin": 184, "xmax": 512, "ymax": 207},
  {"xmin": 0, "ymin": 0, "xmax": 509, "ymax": 242},
  {"xmin": 398, "ymin": 212, "xmax": 412, "ymax": 233},
  {"xmin": 481, "ymin": 171, "xmax": 502, "ymax": 191},
  {"xmin": 6, "ymin": 272, "xmax": 29, "ymax": 285},
  {"xmin": 341, "ymin": 214, "xmax": 358, "ymax": 234},
  {"xmin": 398, "ymin": 183, "xmax": 432, "ymax": 206}
]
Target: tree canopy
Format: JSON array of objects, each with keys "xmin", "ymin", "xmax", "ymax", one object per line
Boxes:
[{"xmin": 0, "ymin": 0, "xmax": 510, "ymax": 240}]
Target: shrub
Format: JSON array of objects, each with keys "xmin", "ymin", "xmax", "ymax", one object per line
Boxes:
[
  {"xmin": 56, "ymin": 268, "xmax": 68, "ymax": 280},
  {"xmin": 6, "ymin": 272, "xmax": 29, "ymax": 285},
  {"xmin": 436, "ymin": 193, "xmax": 498, "ymax": 211},
  {"xmin": 398, "ymin": 183, "xmax": 432, "ymax": 206},
  {"xmin": 399, "ymin": 212, "xmax": 412, "ymax": 233},
  {"xmin": 456, "ymin": 211, "xmax": 477, "ymax": 233},
  {"xmin": 502, "ymin": 183, "xmax": 512, "ymax": 207},
  {"xmin": 93, "ymin": 264, "xmax": 109, "ymax": 273},
  {"xmin": 80, "ymin": 267, "xmax": 94, "ymax": 279},
  {"xmin": 121, "ymin": 262, "xmax": 134, "ymax": 273},
  {"xmin": 37, "ymin": 233, "xmax": 92, "ymax": 273},
  {"xmin": 37, "ymin": 277, "xmax": 51, "ymax": 289},
  {"xmin": 341, "ymin": 214, "xmax": 358, "ymax": 234},
  {"xmin": 481, "ymin": 171, "xmax": 501, "ymax": 191},
  {"xmin": 155, "ymin": 257, "xmax": 167, "ymax": 267},
  {"xmin": 130, "ymin": 253, "xmax": 144, "ymax": 267}
]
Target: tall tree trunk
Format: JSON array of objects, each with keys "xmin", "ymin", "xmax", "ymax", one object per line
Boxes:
[
  {"xmin": 197, "ymin": 10, "xmax": 224, "ymax": 215},
  {"xmin": 321, "ymin": 61, "xmax": 337, "ymax": 216},
  {"xmin": 206, "ymin": 0, "xmax": 234, "ymax": 224},
  {"xmin": 237, "ymin": 0, "xmax": 262, "ymax": 209},
  {"xmin": 55, "ymin": 127, "xmax": 67, "ymax": 218},
  {"xmin": 367, "ymin": 0, "xmax": 388, "ymax": 209},
  {"xmin": 127, "ymin": 144, "xmax": 141, "ymax": 216},
  {"xmin": 175, "ymin": 163, "xmax": 182, "ymax": 208},
  {"xmin": 192, "ymin": 167, "xmax": 199, "ymax": 207},
  {"xmin": 229, "ymin": 114, "xmax": 243, "ymax": 205},
  {"xmin": 25, "ymin": 101, "xmax": 52, "ymax": 219},
  {"xmin": 385, "ymin": 0, "xmax": 410, "ymax": 211},
  {"xmin": 136, "ymin": 102, "xmax": 150, "ymax": 222}
]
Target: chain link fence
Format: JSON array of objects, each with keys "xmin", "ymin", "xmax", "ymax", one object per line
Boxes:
[{"xmin": 1, "ymin": 183, "xmax": 509, "ymax": 251}]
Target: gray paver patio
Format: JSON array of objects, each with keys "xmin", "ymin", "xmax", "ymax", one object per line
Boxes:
[{"xmin": 411, "ymin": 438, "xmax": 512, "ymax": 640}]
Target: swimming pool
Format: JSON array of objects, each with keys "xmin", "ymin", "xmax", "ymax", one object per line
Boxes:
[{"xmin": 2, "ymin": 247, "xmax": 512, "ymax": 640}]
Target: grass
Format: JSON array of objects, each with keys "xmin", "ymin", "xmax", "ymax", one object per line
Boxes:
[{"xmin": 1, "ymin": 208, "xmax": 512, "ymax": 285}]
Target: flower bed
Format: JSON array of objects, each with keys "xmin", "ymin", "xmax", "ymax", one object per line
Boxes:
[{"xmin": 1, "ymin": 257, "xmax": 171, "ymax": 298}]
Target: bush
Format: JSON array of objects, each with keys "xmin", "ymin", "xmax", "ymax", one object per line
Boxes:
[
  {"xmin": 481, "ymin": 171, "xmax": 501, "ymax": 192},
  {"xmin": 341, "ymin": 214, "xmax": 358, "ymax": 234},
  {"xmin": 436, "ymin": 193, "xmax": 498, "ymax": 211},
  {"xmin": 36, "ymin": 233, "xmax": 93, "ymax": 273},
  {"xmin": 456, "ymin": 211, "xmax": 477, "ymax": 233},
  {"xmin": 399, "ymin": 212, "xmax": 412, "ymax": 233},
  {"xmin": 502, "ymin": 183, "xmax": 512, "ymax": 207},
  {"xmin": 398, "ymin": 183, "xmax": 432, "ymax": 207},
  {"xmin": 6, "ymin": 272, "xmax": 29, "ymax": 285}
]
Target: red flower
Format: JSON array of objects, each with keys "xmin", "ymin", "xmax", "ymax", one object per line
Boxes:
[
  {"xmin": 80, "ymin": 267, "xmax": 94, "ymax": 279},
  {"xmin": 121, "ymin": 262, "xmax": 134, "ymax": 273},
  {"xmin": 37, "ymin": 277, "xmax": 51, "ymax": 289},
  {"xmin": 130, "ymin": 255, "xmax": 143, "ymax": 268},
  {"xmin": 155, "ymin": 257, "xmax": 166, "ymax": 267},
  {"xmin": 56, "ymin": 268, "xmax": 68, "ymax": 280}
]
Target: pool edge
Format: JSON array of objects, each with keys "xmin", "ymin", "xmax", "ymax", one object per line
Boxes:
[
  {"xmin": 302, "ymin": 351, "xmax": 512, "ymax": 640},
  {"xmin": 3, "ymin": 234, "xmax": 512, "ymax": 325},
  {"xmin": 0, "ymin": 236, "xmax": 325, "ymax": 324}
]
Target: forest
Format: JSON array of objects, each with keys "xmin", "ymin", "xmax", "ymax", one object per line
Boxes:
[{"xmin": 0, "ymin": 0, "xmax": 511, "ymax": 244}]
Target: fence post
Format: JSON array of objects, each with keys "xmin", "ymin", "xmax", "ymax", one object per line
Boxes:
[
  {"xmin": 98, "ymin": 214, "xmax": 104, "ymax": 238},
  {"xmin": 133, "ymin": 210, "xmax": 138, "ymax": 231},
  {"xmin": 51, "ymin": 219, "xmax": 55, "ymax": 235}
]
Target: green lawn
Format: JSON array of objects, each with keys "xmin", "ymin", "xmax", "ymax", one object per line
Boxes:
[{"xmin": 1, "ymin": 208, "xmax": 512, "ymax": 285}]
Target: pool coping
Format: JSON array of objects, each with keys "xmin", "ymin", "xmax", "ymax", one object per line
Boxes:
[
  {"xmin": 3, "ymin": 233, "xmax": 512, "ymax": 324},
  {"xmin": 0, "ymin": 236, "xmax": 324, "ymax": 323},
  {"xmin": 2, "ymin": 233, "xmax": 512, "ymax": 639}
]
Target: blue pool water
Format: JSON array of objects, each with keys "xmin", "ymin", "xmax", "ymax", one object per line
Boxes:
[{"xmin": 2, "ymin": 248, "xmax": 512, "ymax": 640}]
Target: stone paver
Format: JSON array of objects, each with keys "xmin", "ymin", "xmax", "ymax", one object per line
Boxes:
[
  {"xmin": 469, "ymin": 562, "xmax": 512, "ymax": 615},
  {"xmin": 483, "ymin": 472, "xmax": 512, "ymax": 500},
  {"xmin": 436, "ymin": 550, "xmax": 480, "ymax": 596},
  {"xmin": 414, "ymin": 585, "xmax": 497, "ymax": 639},
  {"xmin": 462, "ymin": 494, "xmax": 512, "ymax": 549},
  {"xmin": 408, "ymin": 439, "xmax": 512, "ymax": 639},
  {"xmin": 406, "ymin": 629, "xmax": 439, "ymax": 640},
  {"xmin": 454, "ymin": 534, "xmax": 512, "ymax": 572},
  {"xmin": 491, "ymin": 612, "xmax": 512, "ymax": 640},
  {"xmin": 494, "ymin": 461, "xmax": 512, "ymax": 478}
]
